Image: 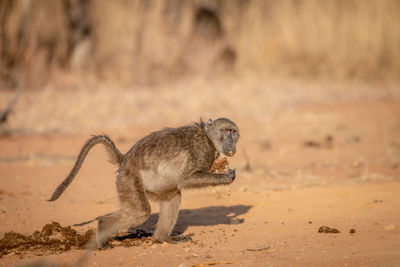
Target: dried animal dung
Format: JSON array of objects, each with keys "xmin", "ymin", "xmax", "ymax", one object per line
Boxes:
[{"xmin": 318, "ymin": 225, "xmax": 340, "ymax": 234}]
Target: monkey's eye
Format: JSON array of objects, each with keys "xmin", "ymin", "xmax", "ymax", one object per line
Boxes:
[
  {"xmin": 222, "ymin": 129, "xmax": 230, "ymax": 133},
  {"xmin": 230, "ymin": 129, "xmax": 236, "ymax": 133}
]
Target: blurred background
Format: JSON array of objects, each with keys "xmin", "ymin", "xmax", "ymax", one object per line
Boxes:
[
  {"xmin": 0, "ymin": 0, "xmax": 399, "ymax": 132},
  {"xmin": 1, "ymin": 2, "xmax": 400, "ymax": 264}
]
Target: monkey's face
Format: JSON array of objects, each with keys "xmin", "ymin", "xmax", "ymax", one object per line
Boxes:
[
  {"xmin": 205, "ymin": 118, "xmax": 240, "ymax": 157},
  {"xmin": 218, "ymin": 127, "xmax": 239, "ymax": 156}
]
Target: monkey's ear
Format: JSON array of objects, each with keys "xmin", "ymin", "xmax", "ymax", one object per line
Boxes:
[{"xmin": 205, "ymin": 119, "xmax": 213, "ymax": 131}]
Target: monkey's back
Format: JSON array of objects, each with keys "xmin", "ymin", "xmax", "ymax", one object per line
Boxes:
[{"xmin": 119, "ymin": 124, "xmax": 217, "ymax": 195}]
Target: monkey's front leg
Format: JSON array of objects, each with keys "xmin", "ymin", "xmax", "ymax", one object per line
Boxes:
[
  {"xmin": 180, "ymin": 167, "xmax": 236, "ymax": 189},
  {"xmin": 153, "ymin": 191, "xmax": 191, "ymax": 243}
]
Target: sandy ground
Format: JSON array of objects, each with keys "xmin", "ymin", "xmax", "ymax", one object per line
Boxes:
[{"xmin": 0, "ymin": 83, "xmax": 400, "ymax": 266}]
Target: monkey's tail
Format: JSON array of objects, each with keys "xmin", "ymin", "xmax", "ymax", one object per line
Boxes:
[{"xmin": 47, "ymin": 135, "xmax": 123, "ymax": 201}]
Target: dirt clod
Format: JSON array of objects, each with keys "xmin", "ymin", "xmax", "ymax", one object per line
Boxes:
[
  {"xmin": 0, "ymin": 222, "xmax": 94, "ymax": 256},
  {"xmin": 208, "ymin": 157, "xmax": 229, "ymax": 173},
  {"xmin": 349, "ymin": 229, "xmax": 356, "ymax": 234},
  {"xmin": 318, "ymin": 226, "xmax": 340, "ymax": 234},
  {"xmin": 0, "ymin": 223, "xmax": 157, "ymax": 256}
]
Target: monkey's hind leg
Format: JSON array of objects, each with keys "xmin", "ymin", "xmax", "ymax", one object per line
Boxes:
[
  {"xmin": 96, "ymin": 170, "xmax": 151, "ymax": 248},
  {"xmin": 153, "ymin": 191, "xmax": 191, "ymax": 243}
]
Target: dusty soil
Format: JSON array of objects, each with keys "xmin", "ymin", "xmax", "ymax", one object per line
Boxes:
[
  {"xmin": 0, "ymin": 86, "xmax": 399, "ymax": 266},
  {"xmin": 0, "ymin": 222, "xmax": 94, "ymax": 256}
]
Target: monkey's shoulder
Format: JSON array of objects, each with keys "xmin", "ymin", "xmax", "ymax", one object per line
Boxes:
[{"xmin": 136, "ymin": 125, "xmax": 206, "ymax": 147}]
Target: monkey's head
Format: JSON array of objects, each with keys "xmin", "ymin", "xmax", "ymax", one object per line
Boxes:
[{"xmin": 204, "ymin": 118, "xmax": 239, "ymax": 157}]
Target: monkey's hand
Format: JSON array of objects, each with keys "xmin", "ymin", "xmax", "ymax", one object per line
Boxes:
[{"xmin": 180, "ymin": 168, "xmax": 237, "ymax": 189}]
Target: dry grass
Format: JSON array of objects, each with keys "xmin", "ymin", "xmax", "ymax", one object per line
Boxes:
[
  {"xmin": 1, "ymin": 0, "xmax": 400, "ymax": 86},
  {"xmin": 237, "ymin": 0, "xmax": 400, "ymax": 80},
  {"xmin": 88, "ymin": 0, "xmax": 400, "ymax": 82}
]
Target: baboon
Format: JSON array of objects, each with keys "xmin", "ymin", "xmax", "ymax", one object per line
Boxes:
[{"xmin": 48, "ymin": 118, "xmax": 239, "ymax": 248}]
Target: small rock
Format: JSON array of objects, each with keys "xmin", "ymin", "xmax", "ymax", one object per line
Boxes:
[{"xmin": 349, "ymin": 229, "xmax": 356, "ymax": 234}]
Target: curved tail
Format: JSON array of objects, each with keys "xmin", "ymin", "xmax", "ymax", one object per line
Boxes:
[{"xmin": 48, "ymin": 135, "xmax": 123, "ymax": 201}]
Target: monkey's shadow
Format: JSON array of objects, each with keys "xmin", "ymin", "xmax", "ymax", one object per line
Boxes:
[
  {"xmin": 134, "ymin": 205, "xmax": 252, "ymax": 235},
  {"xmin": 75, "ymin": 205, "xmax": 252, "ymax": 239}
]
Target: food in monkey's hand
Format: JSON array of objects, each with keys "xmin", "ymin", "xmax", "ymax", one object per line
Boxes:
[{"xmin": 208, "ymin": 156, "xmax": 229, "ymax": 173}]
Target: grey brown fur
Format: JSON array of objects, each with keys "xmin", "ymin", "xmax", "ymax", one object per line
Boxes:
[{"xmin": 48, "ymin": 118, "xmax": 239, "ymax": 248}]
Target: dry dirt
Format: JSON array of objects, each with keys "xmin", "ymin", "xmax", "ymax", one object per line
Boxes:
[{"xmin": 0, "ymin": 88, "xmax": 399, "ymax": 266}]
